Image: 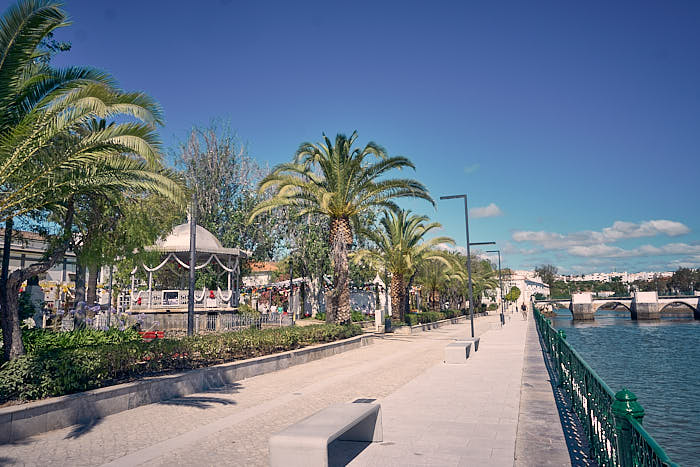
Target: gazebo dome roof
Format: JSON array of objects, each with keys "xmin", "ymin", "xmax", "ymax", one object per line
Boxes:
[{"xmin": 153, "ymin": 223, "xmax": 248, "ymax": 257}]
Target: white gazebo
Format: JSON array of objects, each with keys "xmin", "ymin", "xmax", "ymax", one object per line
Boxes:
[{"xmin": 130, "ymin": 223, "xmax": 249, "ymax": 310}]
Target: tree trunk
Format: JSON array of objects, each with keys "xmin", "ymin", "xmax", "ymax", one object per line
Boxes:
[
  {"xmin": 308, "ymin": 275, "xmax": 321, "ymax": 317},
  {"xmin": 75, "ymin": 262, "xmax": 86, "ymax": 304},
  {"xmin": 1, "ymin": 219, "xmax": 14, "ymax": 362},
  {"xmin": 329, "ymin": 217, "xmax": 352, "ymax": 324},
  {"xmin": 404, "ymin": 272, "xmax": 416, "ymax": 318},
  {"xmin": 3, "ymin": 201, "xmax": 75, "ymax": 361},
  {"xmin": 390, "ymin": 273, "xmax": 405, "ymax": 321},
  {"xmin": 86, "ymin": 263, "xmax": 99, "ymax": 305}
]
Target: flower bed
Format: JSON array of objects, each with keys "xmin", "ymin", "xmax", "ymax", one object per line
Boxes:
[{"xmin": 0, "ymin": 324, "xmax": 361, "ymax": 404}]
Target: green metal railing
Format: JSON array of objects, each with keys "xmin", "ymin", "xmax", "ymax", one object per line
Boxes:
[{"xmin": 533, "ymin": 309, "xmax": 679, "ymax": 467}]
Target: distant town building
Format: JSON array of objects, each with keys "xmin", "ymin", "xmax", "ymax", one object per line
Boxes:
[
  {"xmin": 242, "ymin": 261, "xmax": 278, "ymax": 287},
  {"xmin": 558, "ymin": 271, "xmax": 673, "ymax": 284}
]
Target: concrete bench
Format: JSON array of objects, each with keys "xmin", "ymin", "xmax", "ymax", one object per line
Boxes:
[
  {"xmin": 444, "ymin": 341, "xmax": 472, "ymax": 363},
  {"xmin": 269, "ymin": 402, "xmax": 383, "ymax": 467},
  {"xmin": 454, "ymin": 336, "xmax": 480, "ymax": 351}
]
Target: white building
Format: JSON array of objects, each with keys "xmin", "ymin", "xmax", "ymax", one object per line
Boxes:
[{"xmin": 505, "ymin": 271, "xmax": 550, "ymax": 309}]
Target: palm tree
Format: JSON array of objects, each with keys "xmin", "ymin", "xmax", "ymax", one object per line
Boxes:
[
  {"xmin": 249, "ymin": 132, "xmax": 433, "ymax": 323},
  {"xmin": 442, "ymin": 253, "xmax": 499, "ymax": 312},
  {"xmin": 0, "ymin": 1, "xmax": 182, "ymax": 222},
  {"xmin": 0, "ymin": 0, "xmax": 185, "ymax": 360},
  {"xmin": 417, "ymin": 257, "xmax": 464, "ymax": 312},
  {"xmin": 352, "ymin": 210, "xmax": 453, "ymax": 321}
]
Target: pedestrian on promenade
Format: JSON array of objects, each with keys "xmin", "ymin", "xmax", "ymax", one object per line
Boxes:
[{"xmin": 521, "ymin": 303, "xmax": 528, "ymax": 320}]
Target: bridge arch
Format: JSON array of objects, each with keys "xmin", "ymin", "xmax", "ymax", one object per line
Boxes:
[
  {"xmin": 659, "ymin": 301, "xmax": 698, "ymax": 317},
  {"xmin": 592, "ymin": 301, "xmax": 632, "ymax": 313}
]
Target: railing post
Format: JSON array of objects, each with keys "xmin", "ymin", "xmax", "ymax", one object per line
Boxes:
[
  {"xmin": 612, "ymin": 388, "xmax": 645, "ymax": 467},
  {"xmin": 556, "ymin": 329, "xmax": 566, "ymax": 387}
]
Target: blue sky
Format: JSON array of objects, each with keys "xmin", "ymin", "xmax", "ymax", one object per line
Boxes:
[{"xmin": 26, "ymin": 0, "xmax": 700, "ymax": 274}]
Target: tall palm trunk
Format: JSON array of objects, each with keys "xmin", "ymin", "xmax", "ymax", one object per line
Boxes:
[
  {"xmin": 329, "ymin": 218, "xmax": 352, "ymax": 324},
  {"xmin": 390, "ymin": 273, "xmax": 405, "ymax": 321},
  {"xmin": 404, "ymin": 272, "xmax": 417, "ymax": 318}
]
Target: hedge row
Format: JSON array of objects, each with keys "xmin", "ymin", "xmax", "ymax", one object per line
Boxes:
[
  {"xmin": 21, "ymin": 328, "xmax": 143, "ymax": 353},
  {"xmin": 0, "ymin": 324, "xmax": 361, "ymax": 403}
]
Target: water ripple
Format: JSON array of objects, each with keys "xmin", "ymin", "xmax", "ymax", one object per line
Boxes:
[{"xmin": 551, "ymin": 310, "xmax": 700, "ymax": 466}]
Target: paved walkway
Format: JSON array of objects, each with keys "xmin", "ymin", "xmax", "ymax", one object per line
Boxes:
[
  {"xmin": 514, "ymin": 316, "xmax": 571, "ymax": 466},
  {"xmin": 344, "ymin": 314, "xmax": 528, "ymax": 466},
  {"xmin": 0, "ymin": 316, "xmax": 501, "ymax": 466},
  {"xmin": 0, "ymin": 313, "xmax": 584, "ymax": 466}
]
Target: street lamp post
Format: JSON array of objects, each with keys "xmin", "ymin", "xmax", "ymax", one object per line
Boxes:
[
  {"xmin": 187, "ymin": 193, "xmax": 197, "ymax": 336},
  {"xmin": 487, "ymin": 249, "xmax": 504, "ymax": 326},
  {"xmin": 440, "ymin": 195, "xmax": 474, "ymax": 336},
  {"xmin": 439, "ymin": 195, "xmax": 495, "ymax": 338}
]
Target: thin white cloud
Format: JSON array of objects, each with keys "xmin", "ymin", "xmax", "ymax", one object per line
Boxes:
[
  {"xmin": 463, "ymin": 163, "xmax": 480, "ymax": 174},
  {"xmin": 512, "ymin": 219, "xmax": 690, "ymax": 250},
  {"xmin": 470, "ymin": 203, "xmax": 503, "ymax": 219}
]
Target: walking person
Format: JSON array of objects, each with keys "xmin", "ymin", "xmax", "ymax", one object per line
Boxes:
[{"xmin": 521, "ymin": 303, "xmax": 528, "ymax": 320}]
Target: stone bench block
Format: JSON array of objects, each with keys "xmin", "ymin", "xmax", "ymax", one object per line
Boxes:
[
  {"xmin": 454, "ymin": 336, "xmax": 480, "ymax": 351},
  {"xmin": 444, "ymin": 342, "xmax": 472, "ymax": 364},
  {"xmin": 269, "ymin": 402, "xmax": 382, "ymax": 467}
]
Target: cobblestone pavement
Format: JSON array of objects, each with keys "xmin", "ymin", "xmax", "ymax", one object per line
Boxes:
[{"xmin": 0, "ymin": 315, "xmax": 500, "ymax": 467}]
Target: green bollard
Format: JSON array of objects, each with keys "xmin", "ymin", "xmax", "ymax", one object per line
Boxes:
[{"xmin": 611, "ymin": 388, "xmax": 645, "ymax": 467}]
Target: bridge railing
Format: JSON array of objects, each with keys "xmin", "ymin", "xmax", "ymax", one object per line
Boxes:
[{"xmin": 533, "ymin": 309, "xmax": 678, "ymax": 467}]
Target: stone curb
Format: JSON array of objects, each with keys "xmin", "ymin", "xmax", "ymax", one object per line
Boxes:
[{"xmin": 0, "ymin": 333, "xmax": 376, "ymax": 444}]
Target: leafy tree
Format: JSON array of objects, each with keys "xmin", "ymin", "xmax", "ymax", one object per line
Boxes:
[
  {"xmin": 352, "ymin": 210, "xmax": 453, "ymax": 320},
  {"xmin": 0, "ymin": 1, "xmax": 185, "ymax": 361},
  {"xmin": 249, "ymin": 131, "xmax": 433, "ymax": 324},
  {"xmin": 669, "ymin": 268, "xmax": 699, "ymax": 294},
  {"xmin": 176, "ymin": 124, "xmax": 280, "ymax": 261},
  {"xmin": 505, "ymin": 286, "xmax": 521, "ymax": 302},
  {"xmin": 535, "ymin": 264, "xmax": 558, "ymax": 288}
]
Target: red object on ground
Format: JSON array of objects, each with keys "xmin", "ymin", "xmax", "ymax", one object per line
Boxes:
[
  {"xmin": 138, "ymin": 331, "xmax": 164, "ymax": 341},
  {"xmin": 209, "ymin": 290, "xmax": 215, "ymax": 299}
]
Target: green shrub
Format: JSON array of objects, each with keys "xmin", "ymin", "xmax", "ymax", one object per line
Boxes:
[
  {"xmin": 0, "ymin": 324, "xmax": 361, "ymax": 404},
  {"xmin": 315, "ymin": 312, "xmax": 326, "ymax": 321},
  {"xmin": 404, "ymin": 311, "xmax": 446, "ymax": 325},
  {"xmin": 442, "ymin": 309, "xmax": 461, "ymax": 319},
  {"xmin": 487, "ymin": 303, "xmax": 498, "ymax": 311},
  {"xmin": 237, "ymin": 303, "xmax": 259, "ymax": 316},
  {"xmin": 22, "ymin": 328, "xmax": 142, "ymax": 353},
  {"xmin": 351, "ymin": 310, "xmax": 368, "ymax": 322}
]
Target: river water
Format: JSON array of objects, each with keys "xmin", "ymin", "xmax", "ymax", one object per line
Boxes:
[{"xmin": 550, "ymin": 309, "xmax": 700, "ymax": 466}]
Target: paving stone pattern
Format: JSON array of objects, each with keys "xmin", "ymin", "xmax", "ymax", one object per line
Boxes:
[{"xmin": 0, "ymin": 316, "xmax": 500, "ymax": 467}]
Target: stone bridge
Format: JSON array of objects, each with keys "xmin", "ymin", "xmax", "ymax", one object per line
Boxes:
[{"xmin": 535, "ymin": 292, "xmax": 700, "ymax": 320}]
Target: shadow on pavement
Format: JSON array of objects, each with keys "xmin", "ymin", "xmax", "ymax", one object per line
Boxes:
[
  {"xmin": 65, "ymin": 417, "xmax": 103, "ymax": 439},
  {"xmin": 61, "ymin": 382, "xmax": 243, "ymax": 440},
  {"xmin": 158, "ymin": 396, "xmax": 237, "ymax": 409}
]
